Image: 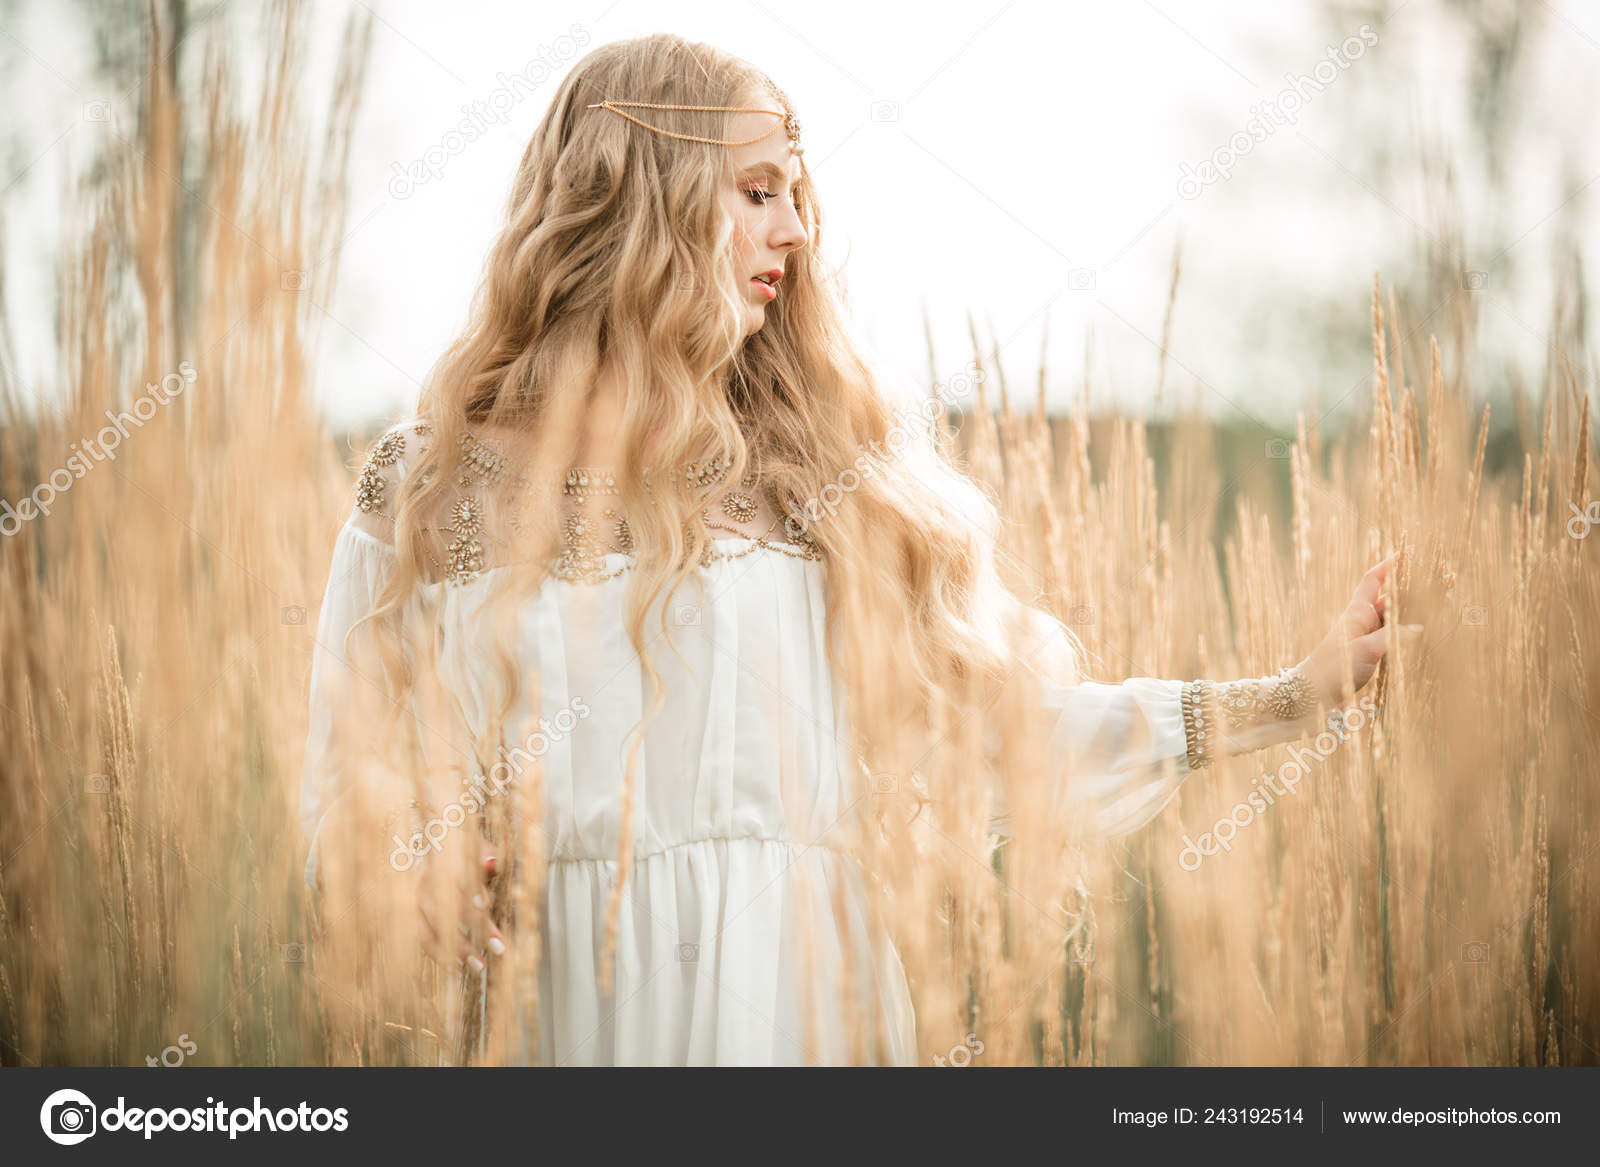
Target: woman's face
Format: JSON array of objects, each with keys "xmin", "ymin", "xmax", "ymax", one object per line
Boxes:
[{"xmin": 719, "ymin": 94, "xmax": 808, "ymax": 337}]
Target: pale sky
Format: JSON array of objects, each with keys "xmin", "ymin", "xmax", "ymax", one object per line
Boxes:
[{"xmin": 5, "ymin": 0, "xmax": 1598, "ymax": 433}]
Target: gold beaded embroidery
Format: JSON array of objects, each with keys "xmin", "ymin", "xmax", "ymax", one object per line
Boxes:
[
  {"xmin": 1219, "ymin": 667, "xmax": 1317, "ymax": 723},
  {"xmin": 564, "ymin": 466, "xmax": 619, "ymax": 504},
  {"xmin": 354, "ymin": 428, "xmax": 408, "ymax": 514},
  {"xmin": 445, "ymin": 497, "xmax": 486, "ymax": 584},
  {"xmin": 1180, "ymin": 679, "xmax": 1214, "ymax": 770},
  {"xmin": 1180, "ymin": 668, "xmax": 1318, "ymax": 769},
  {"xmin": 355, "ymin": 423, "xmax": 823, "ymax": 587},
  {"xmin": 721, "ymin": 491, "xmax": 758, "ymax": 523}
]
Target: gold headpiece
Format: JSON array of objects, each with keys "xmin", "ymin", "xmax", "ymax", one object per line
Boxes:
[{"xmin": 585, "ymin": 76, "xmax": 803, "ymax": 156}]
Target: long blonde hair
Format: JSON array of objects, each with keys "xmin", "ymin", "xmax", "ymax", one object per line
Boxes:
[{"xmin": 356, "ymin": 32, "xmax": 1085, "ymax": 1045}]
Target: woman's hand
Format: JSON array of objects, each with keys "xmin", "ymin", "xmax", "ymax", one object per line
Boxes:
[
  {"xmin": 1295, "ymin": 555, "xmax": 1419, "ymax": 707},
  {"xmin": 417, "ymin": 833, "xmax": 504, "ymax": 972}
]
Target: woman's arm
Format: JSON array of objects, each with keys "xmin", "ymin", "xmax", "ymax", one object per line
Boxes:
[
  {"xmin": 299, "ymin": 509, "xmax": 407, "ymax": 891},
  {"xmin": 994, "ymin": 557, "xmax": 1399, "ymax": 840},
  {"xmin": 300, "ymin": 419, "xmax": 434, "ymax": 891},
  {"xmin": 301, "ymin": 420, "xmax": 505, "ymax": 968}
]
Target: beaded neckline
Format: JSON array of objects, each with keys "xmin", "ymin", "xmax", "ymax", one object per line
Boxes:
[{"xmin": 354, "ymin": 422, "xmax": 822, "ymax": 588}]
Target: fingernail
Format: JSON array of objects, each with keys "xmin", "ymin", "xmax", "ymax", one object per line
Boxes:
[
  {"xmin": 472, "ymin": 894, "xmax": 486, "ymax": 910},
  {"xmin": 488, "ymin": 936, "xmax": 506, "ymax": 956},
  {"xmin": 467, "ymin": 955, "xmax": 485, "ymax": 973}
]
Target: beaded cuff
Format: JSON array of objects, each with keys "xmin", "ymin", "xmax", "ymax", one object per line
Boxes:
[{"xmin": 1180, "ymin": 667, "xmax": 1318, "ymax": 769}]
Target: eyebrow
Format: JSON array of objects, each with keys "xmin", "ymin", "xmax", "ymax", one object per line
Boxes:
[{"xmin": 736, "ymin": 160, "xmax": 801, "ymax": 188}]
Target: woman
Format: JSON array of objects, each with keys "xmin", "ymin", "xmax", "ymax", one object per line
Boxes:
[{"xmin": 299, "ymin": 33, "xmax": 1397, "ymax": 1066}]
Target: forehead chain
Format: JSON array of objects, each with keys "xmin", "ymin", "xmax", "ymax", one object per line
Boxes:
[{"xmin": 584, "ymin": 77, "xmax": 803, "ymax": 155}]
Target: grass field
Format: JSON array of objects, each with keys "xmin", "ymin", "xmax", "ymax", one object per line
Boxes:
[{"xmin": 1, "ymin": 3, "xmax": 1595, "ymax": 1067}]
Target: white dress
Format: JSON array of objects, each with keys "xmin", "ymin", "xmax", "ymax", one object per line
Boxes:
[{"xmin": 298, "ymin": 420, "xmax": 1309, "ymax": 1066}]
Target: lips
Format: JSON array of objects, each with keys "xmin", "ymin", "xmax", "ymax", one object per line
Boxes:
[{"xmin": 750, "ymin": 268, "xmax": 781, "ymax": 301}]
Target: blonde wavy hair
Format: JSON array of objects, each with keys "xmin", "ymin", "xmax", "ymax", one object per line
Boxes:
[{"xmin": 351, "ymin": 32, "xmax": 1086, "ymax": 1038}]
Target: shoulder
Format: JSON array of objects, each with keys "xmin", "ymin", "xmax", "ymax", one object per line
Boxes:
[
  {"xmin": 352, "ymin": 417, "xmax": 434, "ymax": 517},
  {"xmin": 344, "ymin": 417, "xmax": 440, "ymax": 546}
]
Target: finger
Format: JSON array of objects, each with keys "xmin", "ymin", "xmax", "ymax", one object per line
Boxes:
[
  {"xmin": 454, "ymin": 915, "xmax": 477, "ymax": 965},
  {"xmin": 1341, "ymin": 596, "xmax": 1383, "ymax": 638},
  {"xmin": 463, "ymin": 886, "xmax": 506, "ymax": 954},
  {"xmin": 1352, "ymin": 556, "xmax": 1391, "ymax": 610},
  {"xmin": 1355, "ymin": 622, "xmax": 1389, "ymax": 660},
  {"xmin": 461, "ymin": 886, "xmax": 503, "ymax": 944}
]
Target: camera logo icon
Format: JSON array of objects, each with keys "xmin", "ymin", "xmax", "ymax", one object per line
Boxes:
[{"xmin": 40, "ymin": 1088, "xmax": 97, "ymax": 1145}]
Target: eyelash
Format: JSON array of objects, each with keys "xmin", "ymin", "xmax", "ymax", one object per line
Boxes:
[{"xmin": 743, "ymin": 186, "xmax": 802, "ymax": 211}]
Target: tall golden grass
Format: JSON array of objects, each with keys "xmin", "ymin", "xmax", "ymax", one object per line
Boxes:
[{"xmin": 1, "ymin": 3, "xmax": 1595, "ymax": 1066}]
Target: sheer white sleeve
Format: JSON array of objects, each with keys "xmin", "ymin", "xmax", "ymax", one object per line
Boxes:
[
  {"xmin": 991, "ymin": 609, "xmax": 1325, "ymax": 841},
  {"xmin": 300, "ymin": 420, "xmax": 434, "ymax": 892},
  {"xmin": 299, "ymin": 521, "xmax": 400, "ymax": 891}
]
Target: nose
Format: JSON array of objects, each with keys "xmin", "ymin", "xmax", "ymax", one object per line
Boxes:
[{"xmin": 767, "ymin": 199, "xmax": 808, "ymax": 254}]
